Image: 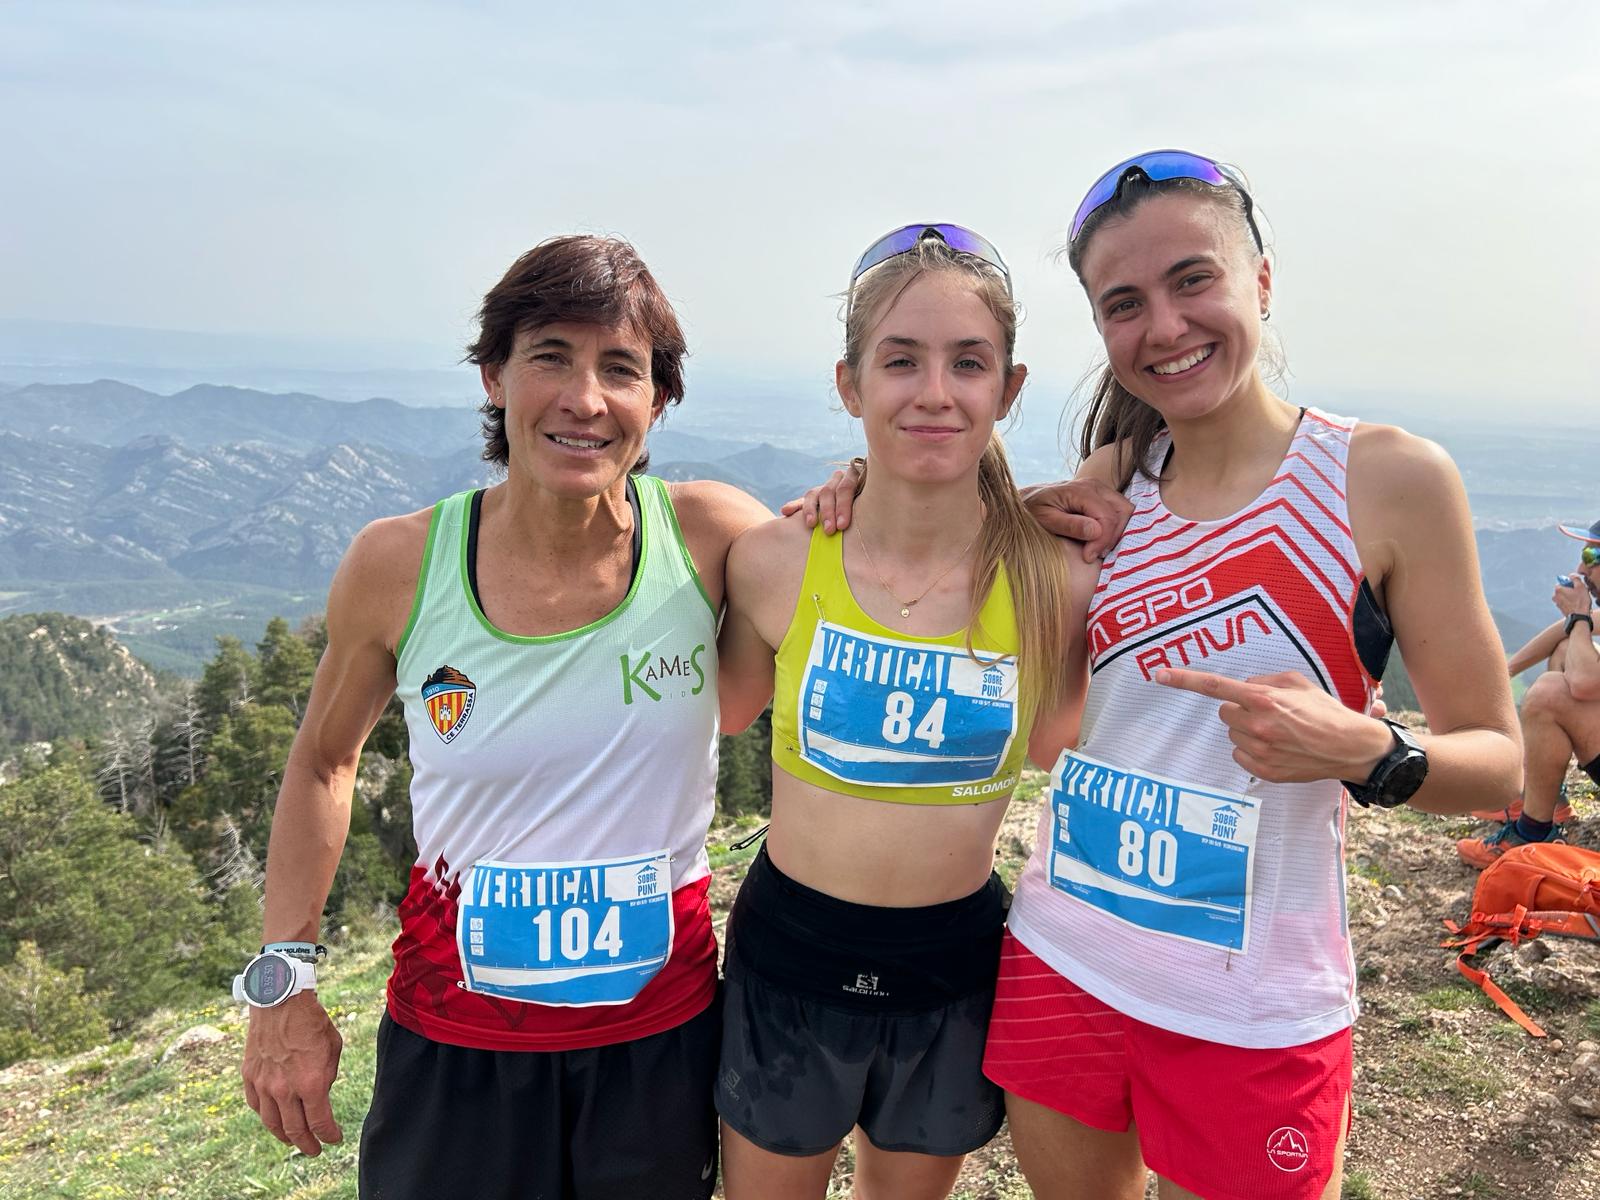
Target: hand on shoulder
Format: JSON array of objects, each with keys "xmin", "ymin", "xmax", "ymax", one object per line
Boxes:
[{"xmin": 1018, "ymin": 442, "xmax": 1135, "ymax": 560}]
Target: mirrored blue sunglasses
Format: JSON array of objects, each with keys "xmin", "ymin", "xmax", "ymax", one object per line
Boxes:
[
  {"xmin": 849, "ymin": 223, "xmax": 1012, "ymax": 296},
  {"xmin": 1069, "ymin": 149, "xmax": 1263, "ymax": 252}
]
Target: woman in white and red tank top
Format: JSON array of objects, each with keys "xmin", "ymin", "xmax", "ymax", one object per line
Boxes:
[{"xmin": 983, "ymin": 153, "xmax": 1522, "ymax": 1200}]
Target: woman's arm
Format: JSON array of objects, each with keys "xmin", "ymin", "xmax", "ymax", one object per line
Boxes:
[
  {"xmin": 1343, "ymin": 427, "xmax": 1521, "ymax": 813},
  {"xmin": 784, "ymin": 452, "xmax": 1134, "ymax": 560},
  {"xmin": 1154, "ymin": 428, "xmax": 1521, "ymax": 815},
  {"xmin": 242, "ymin": 511, "xmax": 427, "ymax": 1157},
  {"xmin": 717, "ymin": 517, "xmax": 808, "ymax": 734}
]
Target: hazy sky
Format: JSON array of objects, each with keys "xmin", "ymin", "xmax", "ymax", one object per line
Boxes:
[{"xmin": 2, "ymin": 1, "xmax": 1596, "ymax": 418}]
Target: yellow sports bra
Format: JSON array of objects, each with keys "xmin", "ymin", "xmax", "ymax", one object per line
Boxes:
[{"xmin": 771, "ymin": 524, "xmax": 1027, "ymax": 806}]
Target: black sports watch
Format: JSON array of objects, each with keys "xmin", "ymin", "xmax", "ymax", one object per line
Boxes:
[
  {"xmin": 1565, "ymin": 611, "xmax": 1594, "ymax": 637},
  {"xmin": 1343, "ymin": 718, "xmax": 1428, "ymax": 809}
]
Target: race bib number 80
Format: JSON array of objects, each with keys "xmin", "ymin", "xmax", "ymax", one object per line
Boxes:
[
  {"xmin": 798, "ymin": 622, "xmax": 1017, "ymax": 788},
  {"xmin": 1047, "ymin": 751, "xmax": 1260, "ymax": 952},
  {"xmin": 456, "ymin": 851, "xmax": 673, "ymax": 1007}
]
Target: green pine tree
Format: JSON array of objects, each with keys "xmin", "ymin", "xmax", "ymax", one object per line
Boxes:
[
  {"xmin": 0, "ymin": 768, "xmax": 211, "ymax": 1025},
  {"xmin": 194, "ymin": 636, "xmax": 260, "ymax": 736},
  {"xmin": 171, "ymin": 704, "xmax": 299, "ymax": 855},
  {"xmin": 256, "ymin": 617, "xmax": 317, "ymax": 716}
]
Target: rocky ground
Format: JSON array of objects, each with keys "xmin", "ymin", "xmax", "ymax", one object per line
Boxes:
[
  {"xmin": 5, "ymin": 732, "xmax": 1594, "ymax": 1199},
  {"xmin": 708, "ymin": 750, "xmax": 1600, "ymax": 1199}
]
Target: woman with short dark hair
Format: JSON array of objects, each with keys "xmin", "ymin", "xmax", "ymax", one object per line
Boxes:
[{"xmin": 240, "ymin": 234, "xmax": 767, "ymax": 1200}]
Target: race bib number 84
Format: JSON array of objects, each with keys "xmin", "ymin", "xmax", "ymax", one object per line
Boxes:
[
  {"xmin": 456, "ymin": 851, "xmax": 673, "ymax": 1007},
  {"xmin": 1047, "ymin": 751, "xmax": 1260, "ymax": 952},
  {"xmin": 798, "ymin": 622, "xmax": 1018, "ymax": 788}
]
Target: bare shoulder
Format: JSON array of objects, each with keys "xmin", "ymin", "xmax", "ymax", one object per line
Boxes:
[
  {"xmin": 728, "ymin": 513, "xmax": 812, "ymax": 608},
  {"xmin": 1349, "ymin": 421, "xmax": 1459, "ymax": 486},
  {"xmin": 666, "ymin": 479, "xmax": 772, "ymax": 547},
  {"xmin": 329, "ymin": 506, "xmax": 435, "ymax": 651},
  {"xmin": 1347, "ymin": 422, "xmax": 1472, "ymax": 590},
  {"xmin": 666, "ymin": 480, "xmax": 772, "ymax": 609},
  {"xmin": 1348, "ymin": 423, "xmax": 1466, "ymax": 524},
  {"xmin": 340, "ymin": 507, "xmax": 434, "ymax": 590},
  {"xmin": 731, "ymin": 511, "xmax": 812, "ymax": 569},
  {"xmin": 1075, "ymin": 440, "xmax": 1129, "ymax": 486}
]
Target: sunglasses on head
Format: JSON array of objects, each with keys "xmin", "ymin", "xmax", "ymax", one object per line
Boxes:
[
  {"xmin": 1069, "ymin": 149, "xmax": 1264, "ymax": 253},
  {"xmin": 847, "ymin": 224, "xmax": 1012, "ymax": 317}
]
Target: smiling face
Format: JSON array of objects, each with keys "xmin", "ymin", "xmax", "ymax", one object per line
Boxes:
[
  {"xmin": 1077, "ymin": 191, "xmax": 1272, "ymax": 425},
  {"xmin": 480, "ymin": 320, "xmax": 664, "ymax": 499},
  {"xmin": 837, "ymin": 271, "xmax": 1025, "ymax": 486}
]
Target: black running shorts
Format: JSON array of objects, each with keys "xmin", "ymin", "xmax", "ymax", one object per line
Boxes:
[
  {"xmin": 714, "ymin": 846, "xmax": 1006, "ymax": 1158},
  {"xmin": 358, "ymin": 998, "xmax": 721, "ymax": 1200}
]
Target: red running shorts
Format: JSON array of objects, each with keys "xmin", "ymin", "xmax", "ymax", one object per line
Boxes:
[{"xmin": 982, "ymin": 931, "xmax": 1352, "ymax": 1200}]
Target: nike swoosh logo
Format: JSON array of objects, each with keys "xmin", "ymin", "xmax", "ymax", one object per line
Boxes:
[{"xmin": 701, "ymin": 1159, "xmax": 715, "ymax": 1180}]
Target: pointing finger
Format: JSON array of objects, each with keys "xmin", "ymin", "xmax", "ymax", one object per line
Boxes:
[
  {"xmin": 1154, "ymin": 667, "xmax": 1261, "ymax": 707},
  {"xmin": 1246, "ymin": 670, "xmax": 1313, "ymax": 690}
]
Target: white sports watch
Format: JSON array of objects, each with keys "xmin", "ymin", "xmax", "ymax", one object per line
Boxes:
[{"xmin": 232, "ymin": 942, "xmax": 325, "ymax": 1008}]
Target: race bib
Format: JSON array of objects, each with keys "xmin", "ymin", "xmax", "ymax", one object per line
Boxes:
[
  {"xmin": 456, "ymin": 851, "xmax": 673, "ymax": 1007},
  {"xmin": 1047, "ymin": 750, "xmax": 1260, "ymax": 952},
  {"xmin": 798, "ymin": 621, "xmax": 1018, "ymax": 788}
]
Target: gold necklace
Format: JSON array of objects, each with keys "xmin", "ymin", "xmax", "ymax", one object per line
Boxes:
[{"xmin": 854, "ymin": 518, "xmax": 982, "ymax": 619}]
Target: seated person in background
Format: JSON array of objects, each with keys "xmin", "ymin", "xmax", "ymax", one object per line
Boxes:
[{"xmin": 1459, "ymin": 517, "xmax": 1600, "ymax": 865}]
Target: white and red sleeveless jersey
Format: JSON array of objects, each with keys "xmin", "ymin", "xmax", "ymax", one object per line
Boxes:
[
  {"xmin": 388, "ymin": 478, "xmax": 720, "ymax": 1051},
  {"xmin": 1007, "ymin": 408, "xmax": 1381, "ymax": 1048}
]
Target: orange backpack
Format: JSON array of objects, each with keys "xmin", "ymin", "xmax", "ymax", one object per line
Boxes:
[{"xmin": 1441, "ymin": 842, "xmax": 1600, "ymax": 1037}]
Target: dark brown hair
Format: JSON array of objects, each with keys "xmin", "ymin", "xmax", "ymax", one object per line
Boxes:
[
  {"xmin": 1067, "ymin": 171, "xmax": 1264, "ymax": 489},
  {"xmin": 465, "ymin": 235, "xmax": 687, "ymax": 470}
]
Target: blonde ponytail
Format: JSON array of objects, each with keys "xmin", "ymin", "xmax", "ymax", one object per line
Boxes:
[{"xmin": 972, "ymin": 432, "xmax": 1071, "ymax": 724}]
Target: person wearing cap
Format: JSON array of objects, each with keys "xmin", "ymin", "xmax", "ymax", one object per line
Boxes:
[{"xmin": 1458, "ymin": 517, "xmax": 1600, "ymax": 865}]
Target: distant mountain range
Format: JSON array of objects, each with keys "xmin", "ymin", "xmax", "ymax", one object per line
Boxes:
[
  {"xmin": 0, "ymin": 381, "xmax": 841, "ymax": 669},
  {"xmin": 0, "ymin": 379, "xmax": 482, "ymax": 455},
  {"xmin": 0, "ymin": 378, "xmax": 1587, "ymax": 673}
]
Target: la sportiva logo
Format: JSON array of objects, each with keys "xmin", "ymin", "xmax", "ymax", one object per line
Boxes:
[
  {"xmin": 1265, "ymin": 1125, "xmax": 1310, "ymax": 1173},
  {"xmin": 619, "ymin": 644, "xmax": 707, "ymax": 704},
  {"xmin": 422, "ymin": 665, "xmax": 476, "ymax": 743}
]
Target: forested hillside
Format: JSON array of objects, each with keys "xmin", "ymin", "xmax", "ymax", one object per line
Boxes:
[
  {"xmin": 0, "ymin": 614, "xmax": 771, "ymax": 1068},
  {"xmin": 0, "ymin": 613, "xmax": 158, "ymax": 753}
]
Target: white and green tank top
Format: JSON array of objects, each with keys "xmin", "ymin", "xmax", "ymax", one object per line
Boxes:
[{"xmin": 387, "ymin": 476, "xmax": 721, "ymax": 1048}]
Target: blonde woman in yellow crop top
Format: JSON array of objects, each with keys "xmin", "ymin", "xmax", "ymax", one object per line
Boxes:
[{"xmin": 713, "ymin": 226, "xmax": 1099, "ymax": 1200}]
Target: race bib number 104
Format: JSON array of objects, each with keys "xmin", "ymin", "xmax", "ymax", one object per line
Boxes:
[
  {"xmin": 1047, "ymin": 751, "xmax": 1260, "ymax": 952},
  {"xmin": 798, "ymin": 622, "xmax": 1018, "ymax": 788},
  {"xmin": 456, "ymin": 851, "xmax": 673, "ymax": 1007}
]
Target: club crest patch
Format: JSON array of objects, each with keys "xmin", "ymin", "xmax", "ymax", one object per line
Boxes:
[{"xmin": 422, "ymin": 665, "xmax": 476, "ymax": 743}]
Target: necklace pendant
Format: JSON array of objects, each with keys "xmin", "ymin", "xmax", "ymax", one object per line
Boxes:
[{"xmin": 899, "ymin": 606, "xmax": 911, "ymax": 618}]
